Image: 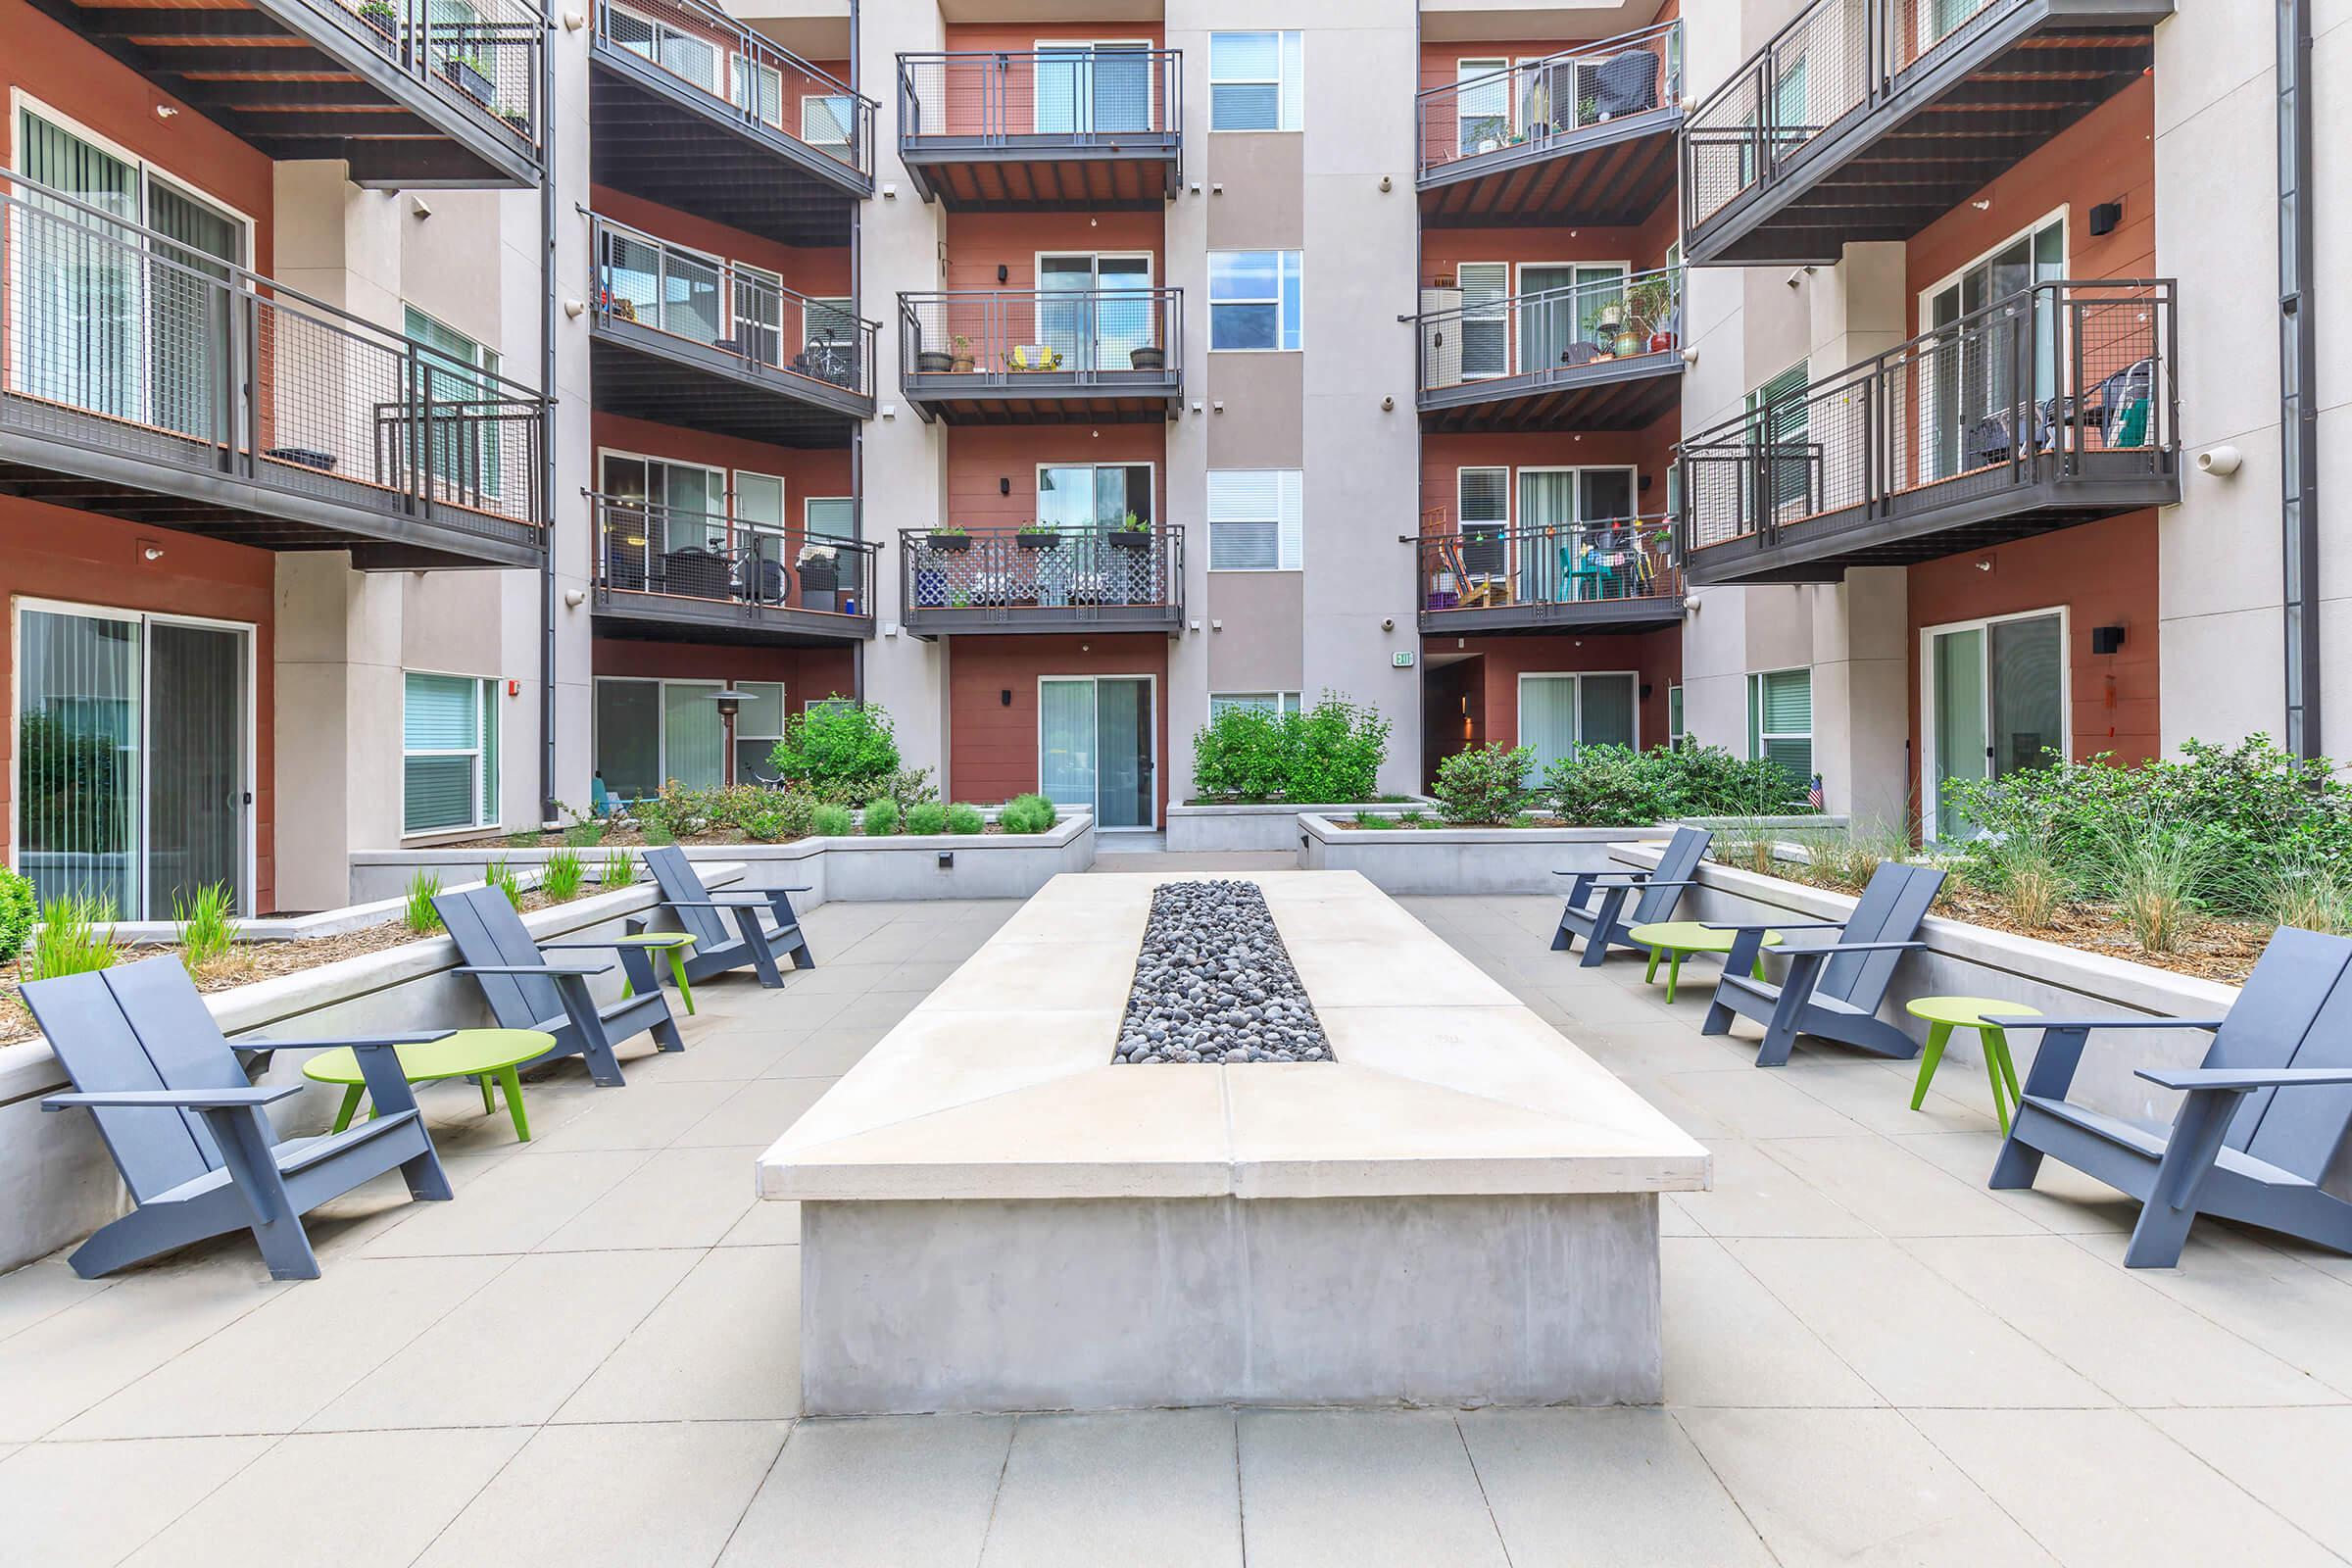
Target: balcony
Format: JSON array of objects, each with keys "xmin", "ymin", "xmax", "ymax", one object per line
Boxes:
[
  {"xmin": 898, "ymin": 290, "xmax": 1182, "ymax": 425},
  {"xmin": 896, "ymin": 49, "xmax": 1181, "ymax": 212},
  {"xmin": 590, "ymin": 216, "xmax": 875, "ymax": 447},
  {"xmin": 1417, "ymin": 22, "xmax": 1681, "ymax": 227},
  {"xmin": 31, "ymin": 0, "xmax": 542, "ymax": 186},
  {"xmin": 1677, "ymin": 279, "xmax": 2177, "ymax": 585},
  {"xmin": 1682, "ymin": 0, "xmax": 2168, "ymax": 265},
  {"xmin": 592, "ymin": 495, "xmax": 876, "ymax": 647},
  {"xmin": 897, "ymin": 525, "xmax": 1183, "ymax": 638},
  {"xmin": 1415, "ymin": 517, "xmax": 1683, "ymax": 636},
  {"xmin": 1416, "ymin": 267, "xmax": 1683, "ymax": 434},
  {"xmin": 0, "ymin": 172, "xmax": 545, "ymax": 569},
  {"xmin": 590, "ymin": 0, "xmax": 875, "ymax": 247}
]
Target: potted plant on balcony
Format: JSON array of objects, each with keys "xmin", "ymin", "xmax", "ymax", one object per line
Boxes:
[
  {"xmin": 1627, "ymin": 273, "xmax": 1676, "ymax": 354},
  {"xmin": 441, "ymin": 51, "xmax": 496, "ymax": 104},
  {"xmin": 914, "ymin": 338, "xmax": 954, "ymax": 373},
  {"xmin": 1129, "ymin": 342, "xmax": 1164, "ymax": 371},
  {"xmin": 358, "ymin": 0, "xmax": 399, "ymax": 46},
  {"xmin": 949, "ymin": 333, "xmax": 975, "ymax": 373},
  {"xmin": 927, "ymin": 522, "xmax": 972, "ymax": 552},
  {"xmin": 1107, "ymin": 512, "xmax": 1152, "ymax": 550},
  {"xmin": 1015, "ymin": 520, "xmax": 1060, "ymax": 550}
]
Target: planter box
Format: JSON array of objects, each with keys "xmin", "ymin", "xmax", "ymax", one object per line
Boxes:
[
  {"xmin": 1167, "ymin": 800, "xmax": 1433, "ymax": 855},
  {"xmin": 1296, "ymin": 813, "xmax": 1838, "ymax": 896},
  {"xmin": 914, "ymin": 351, "xmax": 953, "ymax": 373},
  {"xmin": 927, "ymin": 532, "xmax": 972, "ymax": 552},
  {"xmin": 1107, "ymin": 530, "xmax": 1152, "ymax": 550},
  {"xmin": 1014, "ymin": 533, "xmax": 1060, "ymax": 551}
]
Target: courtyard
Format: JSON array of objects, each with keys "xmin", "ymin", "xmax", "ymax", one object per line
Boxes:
[{"xmin": 3, "ymin": 878, "xmax": 2349, "ymax": 1566}]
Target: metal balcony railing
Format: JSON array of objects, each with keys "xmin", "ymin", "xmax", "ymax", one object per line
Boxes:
[
  {"xmin": 1418, "ymin": 20, "xmax": 1680, "ymax": 179},
  {"xmin": 897, "ymin": 48, "xmax": 1182, "ymax": 143},
  {"xmin": 1684, "ymin": 0, "xmax": 2027, "ymax": 230},
  {"xmin": 1678, "ymin": 279, "xmax": 2178, "ymax": 558},
  {"xmin": 899, "ymin": 289, "xmax": 1181, "ymax": 383},
  {"xmin": 591, "ymin": 215, "xmax": 875, "ymax": 396},
  {"xmin": 1417, "ymin": 516, "xmax": 1682, "ymax": 617},
  {"xmin": 594, "ymin": 494, "xmax": 876, "ymax": 617},
  {"xmin": 595, "ymin": 0, "xmax": 875, "ymax": 176},
  {"xmin": 1, "ymin": 170, "xmax": 546, "ymax": 544},
  {"xmin": 899, "ymin": 525, "xmax": 1183, "ymax": 621},
  {"xmin": 1416, "ymin": 266, "xmax": 1682, "ymax": 395},
  {"xmin": 318, "ymin": 0, "xmax": 543, "ymax": 149}
]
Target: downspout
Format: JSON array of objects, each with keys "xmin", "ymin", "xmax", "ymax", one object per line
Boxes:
[
  {"xmin": 851, "ymin": 0, "xmax": 865, "ymax": 710},
  {"xmin": 2279, "ymin": 0, "xmax": 2321, "ymax": 759},
  {"xmin": 538, "ymin": 0, "xmax": 561, "ymax": 823}
]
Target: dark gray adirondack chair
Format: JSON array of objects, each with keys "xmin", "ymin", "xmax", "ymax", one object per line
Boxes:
[
  {"xmin": 26, "ymin": 956, "xmax": 453, "ymax": 1280},
  {"xmin": 634, "ymin": 846, "xmax": 813, "ymax": 988},
  {"xmin": 1984, "ymin": 926, "xmax": 2352, "ymax": 1268},
  {"xmin": 1551, "ymin": 825, "xmax": 1713, "ymax": 966},
  {"xmin": 1700, "ymin": 859, "xmax": 1946, "ymax": 1067},
  {"xmin": 434, "ymin": 883, "xmax": 682, "ymax": 1088}
]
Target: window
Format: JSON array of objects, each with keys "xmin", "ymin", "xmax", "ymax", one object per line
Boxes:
[
  {"xmin": 598, "ymin": 452, "xmax": 725, "ymax": 581},
  {"xmin": 595, "ymin": 676, "xmax": 733, "ymax": 798},
  {"xmin": 1456, "ymin": 466, "xmax": 1509, "ymax": 578},
  {"xmin": 404, "ymin": 673, "xmax": 499, "ymax": 834},
  {"xmin": 1520, "ymin": 672, "xmax": 1637, "ymax": 778},
  {"xmin": 799, "ymin": 497, "xmax": 861, "ymax": 612},
  {"xmin": 1747, "ymin": 668, "xmax": 1813, "ymax": 789},
  {"xmin": 1210, "ymin": 692, "xmax": 1302, "ymax": 720},
  {"xmin": 1209, "ymin": 31, "xmax": 1302, "ymax": 130},
  {"xmin": 803, "ymin": 93, "xmax": 855, "ymax": 154},
  {"xmin": 1207, "ymin": 469, "xmax": 1302, "ymax": 571},
  {"xmin": 734, "ymin": 681, "xmax": 786, "ymax": 782},
  {"xmin": 1208, "ymin": 250, "xmax": 1301, "ymax": 351},
  {"xmin": 1455, "ymin": 58, "xmax": 1510, "ymax": 155},
  {"xmin": 1668, "ymin": 684, "xmax": 1686, "ymax": 747},
  {"xmin": 1746, "ymin": 359, "xmax": 1810, "ymax": 514},
  {"xmin": 1038, "ymin": 463, "xmax": 1152, "ymax": 532},
  {"xmin": 405, "ymin": 306, "xmax": 504, "ymax": 500}
]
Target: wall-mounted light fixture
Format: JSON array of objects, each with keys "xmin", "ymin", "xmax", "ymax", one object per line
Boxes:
[
  {"xmin": 999, "ymin": 476, "xmax": 1011, "ymax": 496},
  {"xmin": 2089, "ymin": 200, "xmax": 2123, "ymax": 235},
  {"xmin": 998, "ymin": 264, "xmax": 1009, "ymax": 283},
  {"xmin": 2198, "ymin": 445, "xmax": 2243, "ymax": 476},
  {"xmin": 2091, "ymin": 625, "xmax": 2127, "ymax": 655}
]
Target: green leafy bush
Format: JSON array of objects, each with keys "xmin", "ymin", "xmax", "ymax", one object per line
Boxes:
[
  {"xmin": 1350, "ymin": 810, "xmax": 1396, "ymax": 830},
  {"xmin": 1191, "ymin": 693, "xmax": 1393, "ymax": 803},
  {"xmin": 946, "ymin": 803, "xmax": 986, "ymax": 835},
  {"xmin": 1543, "ymin": 743, "xmax": 1809, "ymax": 825},
  {"xmin": 0, "ymin": 869, "xmax": 36, "ymax": 964},
  {"xmin": 999, "ymin": 793, "xmax": 1057, "ymax": 834},
  {"xmin": 172, "ymin": 882, "xmax": 239, "ymax": 968},
  {"xmin": 1431, "ymin": 744, "xmax": 1535, "ymax": 824},
  {"xmin": 404, "ymin": 870, "xmax": 443, "ymax": 933},
  {"xmin": 905, "ymin": 801, "xmax": 949, "ymax": 835},
  {"xmin": 631, "ymin": 783, "xmax": 820, "ymax": 844},
  {"xmin": 861, "ymin": 796, "xmax": 902, "ymax": 835},
  {"xmin": 769, "ymin": 703, "xmax": 903, "ymax": 801},
  {"xmin": 541, "ymin": 849, "xmax": 585, "ymax": 903},
  {"xmin": 810, "ymin": 804, "xmax": 857, "ymax": 838},
  {"xmin": 25, "ymin": 894, "xmax": 119, "ymax": 981},
  {"xmin": 484, "ymin": 858, "xmax": 523, "ymax": 909}
]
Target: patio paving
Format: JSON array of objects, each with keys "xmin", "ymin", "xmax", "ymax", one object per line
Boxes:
[{"xmin": 3, "ymin": 887, "xmax": 2350, "ymax": 1566}]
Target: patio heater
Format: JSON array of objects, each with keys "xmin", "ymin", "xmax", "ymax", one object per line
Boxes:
[{"xmin": 709, "ymin": 688, "xmax": 748, "ymax": 786}]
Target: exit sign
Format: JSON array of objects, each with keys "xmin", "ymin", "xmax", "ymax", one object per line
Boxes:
[{"xmin": 1392, "ymin": 651, "xmax": 1415, "ymax": 668}]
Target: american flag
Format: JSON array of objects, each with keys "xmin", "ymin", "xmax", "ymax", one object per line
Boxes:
[{"xmin": 1807, "ymin": 773, "xmax": 1825, "ymax": 810}]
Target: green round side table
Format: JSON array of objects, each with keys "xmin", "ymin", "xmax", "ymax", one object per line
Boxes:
[
  {"xmin": 303, "ymin": 1028, "xmax": 555, "ymax": 1143},
  {"xmin": 613, "ymin": 932, "xmax": 700, "ymax": 1015},
  {"xmin": 1626, "ymin": 920, "xmax": 1784, "ymax": 1004},
  {"xmin": 1905, "ymin": 997, "xmax": 2035, "ymax": 1135}
]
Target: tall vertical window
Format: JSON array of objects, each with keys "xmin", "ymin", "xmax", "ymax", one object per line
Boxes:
[
  {"xmin": 1746, "ymin": 359, "xmax": 1810, "ymax": 514},
  {"xmin": 404, "ymin": 672, "xmax": 499, "ymax": 833},
  {"xmin": 1209, "ymin": 31, "xmax": 1302, "ymax": 130},
  {"xmin": 1747, "ymin": 668, "xmax": 1813, "ymax": 787},
  {"xmin": 1206, "ymin": 469, "xmax": 1302, "ymax": 570},
  {"xmin": 1667, "ymin": 684, "xmax": 1686, "ymax": 747},
  {"xmin": 1208, "ymin": 251, "xmax": 1301, "ymax": 351},
  {"xmin": 405, "ymin": 306, "xmax": 503, "ymax": 500}
]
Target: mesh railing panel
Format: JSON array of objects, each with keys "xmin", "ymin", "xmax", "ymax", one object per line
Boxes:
[
  {"xmin": 1417, "ymin": 517, "xmax": 1681, "ymax": 613},
  {"xmin": 900, "ymin": 289, "xmax": 1179, "ymax": 381},
  {"xmin": 598, "ymin": 0, "xmax": 873, "ymax": 173},
  {"xmin": 1418, "ymin": 21, "xmax": 1679, "ymax": 176},
  {"xmin": 316, "ymin": 0, "xmax": 543, "ymax": 148},
  {"xmin": 2, "ymin": 170, "xmax": 546, "ymax": 542},
  {"xmin": 595, "ymin": 495, "xmax": 875, "ymax": 615},
  {"xmin": 900, "ymin": 527, "xmax": 1182, "ymax": 615},
  {"xmin": 1416, "ymin": 267, "xmax": 1681, "ymax": 393},
  {"xmin": 897, "ymin": 49, "xmax": 1180, "ymax": 140}
]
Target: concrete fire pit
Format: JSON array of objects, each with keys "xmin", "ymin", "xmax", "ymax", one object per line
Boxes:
[{"xmin": 758, "ymin": 870, "xmax": 1709, "ymax": 1414}]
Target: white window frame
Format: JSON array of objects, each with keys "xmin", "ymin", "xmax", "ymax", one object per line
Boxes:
[
  {"xmin": 802, "ymin": 90, "xmax": 855, "ymax": 151},
  {"xmin": 403, "ymin": 669, "xmax": 500, "ymax": 838},
  {"xmin": 1454, "ymin": 57, "xmax": 1511, "ymax": 153},
  {"xmin": 1207, "ymin": 249, "xmax": 1302, "ymax": 352},
  {"xmin": 1515, "ymin": 259, "xmax": 1631, "ymax": 376},
  {"xmin": 1207, "ymin": 30, "xmax": 1301, "ymax": 131},
  {"xmin": 1209, "ymin": 691, "xmax": 1302, "ymax": 721},
  {"xmin": 1035, "ymin": 460, "xmax": 1156, "ymax": 530},
  {"xmin": 1206, "ymin": 468, "xmax": 1302, "ymax": 572},
  {"xmin": 804, "ymin": 493, "xmax": 858, "ymax": 539},
  {"xmin": 592, "ymin": 674, "xmax": 728, "ymax": 799},
  {"xmin": 1452, "ymin": 260, "xmax": 1508, "ymax": 379},
  {"xmin": 598, "ymin": 446, "xmax": 729, "ymax": 556},
  {"xmin": 1030, "ymin": 37, "xmax": 1158, "ymax": 135},
  {"xmin": 733, "ymin": 678, "xmax": 788, "ymax": 782},
  {"xmin": 1746, "ymin": 665, "xmax": 1814, "ymax": 784},
  {"xmin": 1667, "ymin": 683, "xmax": 1686, "ymax": 746},
  {"xmin": 1915, "ymin": 208, "xmax": 2069, "ymax": 482},
  {"xmin": 1918, "ymin": 604, "xmax": 2071, "ymax": 841}
]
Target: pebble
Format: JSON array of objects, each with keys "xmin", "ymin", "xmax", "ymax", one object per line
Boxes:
[{"xmin": 1114, "ymin": 880, "xmax": 1333, "ymax": 1066}]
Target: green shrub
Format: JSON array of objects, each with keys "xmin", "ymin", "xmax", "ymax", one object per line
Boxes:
[
  {"xmin": 1190, "ymin": 693, "xmax": 1392, "ymax": 803},
  {"xmin": 633, "ymin": 783, "xmax": 819, "ymax": 844},
  {"xmin": 25, "ymin": 894, "xmax": 119, "ymax": 981},
  {"xmin": 1431, "ymin": 744, "xmax": 1536, "ymax": 824},
  {"xmin": 599, "ymin": 851, "xmax": 635, "ymax": 888},
  {"xmin": 563, "ymin": 818, "xmax": 606, "ymax": 848},
  {"xmin": 905, "ymin": 801, "xmax": 949, "ymax": 835},
  {"xmin": 769, "ymin": 703, "xmax": 902, "ymax": 801},
  {"xmin": 0, "ymin": 868, "xmax": 36, "ymax": 963},
  {"xmin": 172, "ymin": 882, "xmax": 238, "ymax": 968},
  {"xmin": 1957, "ymin": 821, "xmax": 2070, "ymax": 930},
  {"xmin": 862, "ymin": 796, "xmax": 901, "ymax": 835},
  {"xmin": 2096, "ymin": 819, "xmax": 2221, "ymax": 954},
  {"xmin": 484, "ymin": 858, "xmax": 524, "ymax": 908},
  {"xmin": 1543, "ymin": 743, "xmax": 1807, "ymax": 825},
  {"xmin": 945, "ymin": 803, "xmax": 986, "ymax": 835},
  {"xmin": 810, "ymin": 804, "xmax": 857, "ymax": 838},
  {"xmin": 641, "ymin": 821, "xmax": 677, "ymax": 848},
  {"xmin": 541, "ymin": 849, "xmax": 585, "ymax": 903},
  {"xmin": 403, "ymin": 870, "xmax": 443, "ymax": 933},
  {"xmin": 1351, "ymin": 810, "xmax": 1396, "ymax": 830},
  {"xmin": 2268, "ymin": 855, "xmax": 2352, "ymax": 935},
  {"xmin": 999, "ymin": 793, "xmax": 1057, "ymax": 834}
]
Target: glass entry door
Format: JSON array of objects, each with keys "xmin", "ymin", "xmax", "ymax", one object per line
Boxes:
[
  {"xmin": 1928, "ymin": 611, "xmax": 2063, "ymax": 839},
  {"xmin": 16, "ymin": 604, "xmax": 251, "ymax": 918},
  {"xmin": 1924, "ymin": 219, "xmax": 2063, "ymax": 481},
  {"xmin": 1039, "ymin": 254, "xmax": 1151, "ymax": 372},
  {"xmin": 1519, "ymin": 263, "xmax": 1626, "ymax": 370},
  {"xmin": 1035, "ymin": 42, "xmax": 1152, "ymax": 134},
  {"xmin": 1519, "ymin": 672, "xmax": 1638, "ymax": 778},
  {"xmin": 1039, "ymin": 675, "xmax": 1154, "ymax": 828}
]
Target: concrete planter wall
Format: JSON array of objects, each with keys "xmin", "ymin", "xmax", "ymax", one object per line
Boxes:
[
  {"xmin": 1611, "ymin": 844, "xmax": 2242, "ymax": 1137},
  {"xmin": 0, "ymin": 872, "xmax": 737, "ymax": 1276},
  {"xmin": 1295, "ymin": 814, "xmax": 1839, "ymax": 896},
  {"xmin": 351, "ymin": 812, "xmax": 1095, "ymax": 906},
  {"xmin": 1166, "ymin": 800, "xmax": 1433, "ymax": 855}
]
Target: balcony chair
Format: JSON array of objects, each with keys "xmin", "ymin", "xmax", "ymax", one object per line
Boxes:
[
  {"xmin": 1551, "ymin": 824, "xmax": 1713, "ymax": 967},
  {"xmin": 1592, "ymin": 50, "xmax": 1661, "ymax": 118},
  {"xmin": 25, "ymin": 956, "xmax": 454, "ymax": 1280},
  {"xmin": 1699, "ymin": 860, "xmax": 1946, "ymax": 1067},
  {"xmin": 633, "ymin": 846, "xmax": 815, "ymax": 989},
  {"xmin": 434, "ymin": 883, "xmax": 683, "ymax": 1088},
  {"xmin": 1983, "ymin": 926, "xmax": 2352, "ymax": 1268}
]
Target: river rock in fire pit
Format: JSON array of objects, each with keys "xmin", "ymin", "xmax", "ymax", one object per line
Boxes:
[{"xmin": 1114, "ymin": 880, "xmax": 1332, "ymax": 1065}]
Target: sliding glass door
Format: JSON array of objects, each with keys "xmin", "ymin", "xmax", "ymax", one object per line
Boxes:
[
  {"xmin": 16, "ymin": 603, "xmax": 251, "ymax": 918},
  {"xmin": 1926, "ymin": 610, "xmax": 2064, "ymax": 839},
  {"xmin": 1039, "ymin": 254, "xmax": 1152, "ymax": 371},
  {"xmin": 1039, "ymin": 675, "xmax": 1154, "ymax": 828},
  {"xmin": 1035, "ymin": 41, "xmax": 1152, "ymax": 134},
  {"xmin": 1923, "ymin": 218, "xmax": 2063, "ymax": 481},
  {"xmin": 1519, "ymin": 671, "xmax": 1637, "ymax": 778}
]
